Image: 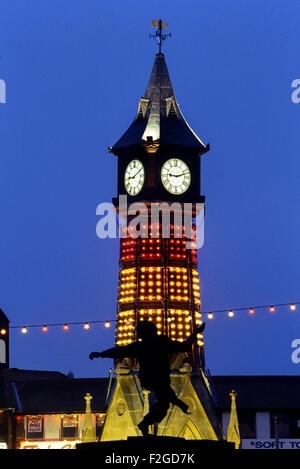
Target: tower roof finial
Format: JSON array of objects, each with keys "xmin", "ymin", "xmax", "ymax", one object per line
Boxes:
[{"xmin": 150, "ymin": 19, "xmax": 171, "ymax": 54}]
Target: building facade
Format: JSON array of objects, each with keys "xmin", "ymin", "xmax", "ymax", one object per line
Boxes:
[
  {"xmin": 1, "ymin": 368, "xmax": 300, "ymax": 449},
  {"xmin": 214, "ymin": 375, "xmax": 300, "ymax": 450},
  {"xmin": 0, "ymin": 367, "xmax": 107, "ymax": 449}
]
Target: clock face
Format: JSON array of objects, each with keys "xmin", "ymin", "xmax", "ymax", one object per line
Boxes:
[
  {"xmin": 124, "ymin": 159, "xmax": 145, "ymax": 195},
  {"xmin": 161, "ymin": 158, "xmax": 191, "ymax": 194}
]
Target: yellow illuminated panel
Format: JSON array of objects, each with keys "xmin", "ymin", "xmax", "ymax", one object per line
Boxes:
[
  {"xmin": 118, "ymin": 268, "xmax": 136, "ymax": 304},
  {"xmin": 167, "ymin": 266, "xmax": 191, "ymax": 302},
  {"xmin": 116, "ymin": 310, "xmax": 135, "ymax": 345},
  {"xmin": 138, "ymin": 266, "xmax": 163, "ymax": 302},
  {"xmin": 115, "ymin": 222, "xmax": 204, "ymax": 352},
  {"xmin": 138, "ymin": 309, "xmax": 164, "ymax": 335},
  {"xmin": 167, "ymin": 309, "xmax": 198, "ymax": 342},
  {"xmin": 192, "ymin": 269, "xmax": 200, "ymax": 305}
]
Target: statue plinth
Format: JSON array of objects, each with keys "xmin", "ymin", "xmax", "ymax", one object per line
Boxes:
[{"xmin": 76, "ymin": 436, "xmax": 235, "ymax": 459}]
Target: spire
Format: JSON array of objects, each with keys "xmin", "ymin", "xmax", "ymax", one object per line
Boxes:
[
  {"xmin": 144, "ymin": 53, "xmax": 175, "ymax": 104},
  {"xmin": 227, "ymin": 390, "xmax": 241, "ymax": 449},
  {"xmin": 111, "ymin": 53, "xmax": 209, "ymax": 154},
  {"xmin": 82, "ymin": 393, "xmax": 96, "ymax": 443},
  {"xmin": 141, "ymin": 52, "xmax": 176, "ymax": 143}
]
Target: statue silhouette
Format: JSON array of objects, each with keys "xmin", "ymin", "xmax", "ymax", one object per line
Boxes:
[{"xmin": 89, "ymin": 320, "xmax": 206, "ymax": 436}]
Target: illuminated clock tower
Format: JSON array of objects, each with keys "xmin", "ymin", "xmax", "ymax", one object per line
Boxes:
[{"xmin": 101, "ymin": 22, "xmax": 224, "ymax": 441}]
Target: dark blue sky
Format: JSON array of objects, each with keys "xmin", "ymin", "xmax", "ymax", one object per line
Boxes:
[{"xmin": 0, "ymin": 0, "xmax": 299, "ymax": 378}]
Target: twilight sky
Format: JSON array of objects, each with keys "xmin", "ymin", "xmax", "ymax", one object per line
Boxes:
[{"xmin": 0, "ymin": 0, "xmax": 299, "ymax": 378}]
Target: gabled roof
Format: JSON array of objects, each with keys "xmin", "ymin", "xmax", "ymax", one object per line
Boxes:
[
  {"xmin": 7, "ymin": 377, "xmax": 111, "ymax": 414},
  {"xmin": 212, "ymin": 375, "xmax": 300, "ymax": 410},
  {"xmin": 112, "ymin": 53, "xmax": 208, "ymax": 153},
  {"xmin": 2, "ymin": 373, "xmax": 300, "ymax": 415},
  {"xmin": 8, "ymin": 368, "xmax": 67, "ymax": 382}
]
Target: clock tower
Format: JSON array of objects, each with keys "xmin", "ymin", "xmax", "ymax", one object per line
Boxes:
[
  {"xmin": 101, "ymin": 24, "xmax": 223, "ymax": 442},
  {"xmin": 111, "ymin": 49, "xmax": 208, "ymax": 206}
]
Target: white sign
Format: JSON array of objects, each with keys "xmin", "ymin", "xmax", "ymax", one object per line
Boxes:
[
  {"xmin": 20, "ymin": 440, "xmax": 81, "ymax": 450},
  {"xmin": 0, "ymin": 443, "xmax": 7, "ymax": 449},
  {"xmin": 62, "ymin": 416, "xmax": 78, "ymax": 428},
  {"xmin": 242, "ymin": 439, "xmax": 300, "ymax": 450},
  {"xmin": 27, "ymin": 417, "xmax": 43, "ymax": 433}
]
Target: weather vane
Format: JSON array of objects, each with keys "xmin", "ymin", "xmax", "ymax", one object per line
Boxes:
[{"xmin": 150, "ymin": 19, "xmax": 171, "ymax": 54}]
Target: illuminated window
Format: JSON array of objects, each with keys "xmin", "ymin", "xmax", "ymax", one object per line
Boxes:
[
  {"xmin": 26, "ymin": 416, "xmax": 44, "ymax": 440},
  {"xmin": 61, "ymin": 415, "xmax": 79, "ymax": 439},
  {"xmin": 96, "ymin": 414, "xmax": 106, "ymax": 438}
]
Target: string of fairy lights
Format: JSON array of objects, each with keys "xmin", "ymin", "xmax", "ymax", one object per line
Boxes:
[{"xmin": 0, "ymin": 301, "xmax": 298, "ymax": 336}]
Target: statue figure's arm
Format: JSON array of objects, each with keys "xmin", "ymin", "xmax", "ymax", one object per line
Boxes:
[{"xmin": 89, "ymin": 342, "xmax": 138, "ymax": 360}]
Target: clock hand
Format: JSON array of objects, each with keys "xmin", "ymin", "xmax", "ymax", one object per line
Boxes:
[
  {"xmin": 129, "ymin": 168, "xmax": 142, "ymax": 179},
  {"xmin": 170, "ymin": 171, "xmax": 189, "ymax": 178}
]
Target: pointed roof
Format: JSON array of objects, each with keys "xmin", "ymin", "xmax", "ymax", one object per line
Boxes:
[
  {"xmin": 227, "ymin": 390, "xmax": 241, "ymax": 449},
  {"xmin": 0, "ymin": 308, "xmax": 9, "ymax": 324},
  {"xmin": 112, "ymin": 53, "xmax": 209, "ymax": 153}
]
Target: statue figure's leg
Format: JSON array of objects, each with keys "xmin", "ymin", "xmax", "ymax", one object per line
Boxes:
[
  {"xmin": 137, "ymin": 387, "xmax": 170, "ymax": 436},
  {"xmin": 168, "ymin": 386, "xmax": 190, "ymax": 414}
]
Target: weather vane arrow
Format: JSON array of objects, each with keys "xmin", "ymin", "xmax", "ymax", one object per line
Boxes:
[{"xmin": 150, "ymin": 19, "xmax": 171, "ymax": 53}]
